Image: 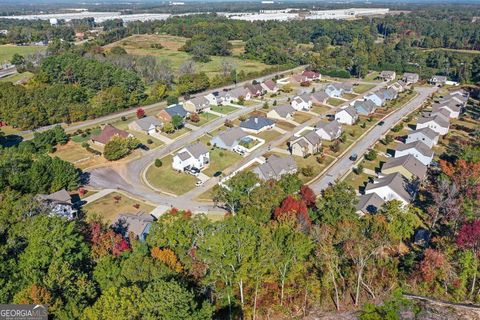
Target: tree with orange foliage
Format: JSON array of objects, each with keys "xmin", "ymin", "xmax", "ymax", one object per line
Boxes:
[
  {"xmin": 89, "ymin": 222, "xmax": 130, "ymax": 260},
  {"xmin": 419, "ymin": 248, "xmax": 451, "ymax": 293},
  {"xmin": 151, "ymin": 247, "xmax": 184, "ymax": 272},
  {"xmin": 274, "ymin": 195, "xmax": 311, "ymax": 231}
]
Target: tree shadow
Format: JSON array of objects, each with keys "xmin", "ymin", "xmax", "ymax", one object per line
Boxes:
[{"xmin": 0, "ymin": 134, "xmax": 23, "ymax": 148}]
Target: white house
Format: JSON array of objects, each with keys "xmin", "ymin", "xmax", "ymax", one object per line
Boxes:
[
  {"xmin": 402, "ymin": 73, "xmax": 419, "ymax": 84},
  {"xmin": 429, "ymin": 75, "xmax": 447, "ymax": 86},
  {"xmin": 335, "ymin": 106, "xmax": 358, "ymax": 125},
  {"xmin": 364, "ymin": 172, "xmax": 414, "ymax": 206},
  {"xmin": 325, "ymin": 84, "xmax": 343, "ymax": 97},
  {"xmin": 291, "ymin": 94, "xmax": 312, "ymax": 111},
  {"xmin": 315, "ymin": 120, "xmax": 343, "ymax": 141},
  {"xmin": 172, "ymin": 142, "xmax": 210, "ymax": 171},
  {"xmin": 379, "ymin": 71, "xmax": 396, "ymax": 82},
  {"xmin": 394, "ymin": 141, "xmax": 434, "ymax": 166},
  {"xmin": 406, "ymin": 127, "xmax": 439, "ymax": 148},
  {"xmin": 37, "ymin": 189, "xmax": 77, "ymax": 219},
  {"xmin": 365, "ymin": 92, "xmax": 384, "ymax": 107},
  {"xmin": 416, "ymin": 115, "xmax": 450, "ymax": 135}
]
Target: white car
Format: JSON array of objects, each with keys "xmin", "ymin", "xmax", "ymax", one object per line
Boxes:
[{"xmin": 195, "ymin": 180, "xmax": 204, "ymax": 187}]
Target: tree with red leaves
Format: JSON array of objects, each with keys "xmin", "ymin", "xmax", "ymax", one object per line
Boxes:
[
  {"xmin": 457, "ymin": 220, "xmax": 480, "ymax": 296},
  {"xmin": 89, "ymin": 222, "xmax": 131, "ymax": 260},
  {"xmin": 136, "ymin": 107, "xmax": 145, "ymax": 119},
  {"xmin": 300, "ymin": 185, "xmax": 316, "ymax": 207},
  {"xmin": 419, "ymin": 249, "xmax": 451, "ymax": 293},
  {"xmin": 274, "ymin": 195, "xmax": 311, "ymax": 231}
]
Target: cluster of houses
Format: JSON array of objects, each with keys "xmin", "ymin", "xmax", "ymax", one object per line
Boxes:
[{"xmin": 356, "ymin": 88, "xmax": 470, "ymax": 215}]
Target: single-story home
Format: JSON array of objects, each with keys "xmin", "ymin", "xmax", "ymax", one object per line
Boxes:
[
  {"xmin": 356, "ymin": 193, "xmax": 385, "ymax": 215},
  {"xmin": 114, "ymin": 212, "xmax": 154, "ymax": 242},
  {"xmin": 267, "ymin": 104, "xmax": 296, "ymax": 120},
  {"xmin": 381, "ymin": 154, "xmax": 428, "ymax": 180},
  {"xmin": 354, "ymin": 99, "xmax": 377, "ymax": 115},
  {"xmin": 389, "ymin": 80, "xmax": 408, "ymax": 93},
  {"xmin": 240, "ymin": 116, "xmax": 275, "ymax": 134},
  {"xmin": 406, "ymin": 127, "xmax": 439, "ymax": 148},
  {"xmin": 216, "ymin": 91, "xmax": 233, "ymax": 105},
  {"xmin": 379, "ymin": 70, "xmax": 396, "ymax": 82},
  {"xmin": 315, "ymin": 120, "xmax": 343, "ymax": 141},
  {"xmin": 245, "ymin": 83, "xmax": 265, "ymax": 97},
  {"xmin": 335, "ymin": 106, "xmax": 358, "ymax": 125},
  {"xmin": 204, "ymin": 93, "xmax": 221, "ymax": 106},
  {"xmin": 128, "ymin": 116, "xmax": 163, "ymax": 135},
  {"xmin": 416, "ymin": 115, "xmax": 450, "ymax": 135},
  {"xmin": 157, "ymin": 104, "xmax": 188, "ymax": 123},
  {"xmin": 229, "ymin": 87, "xmax": 251, "ymax": 102},
  {"xmin": 325, "ymin": 83, "xmax": 344, "ymax": 98},
  {"xmin": 184, "ymin": 96, "xmax": 211, "ymax": 113},
  {"xmin": 311, "ymin": 91, "xmax": 329, "ymax": 105},
  {"xmin": 394, "ymin": 141, "xmax": 434, "ymax": 166},
  {"xmin": 429, "ymin": 75, "xmax": 448, "ymax": 86},
  {"xmin": 261, "ymin": 79, "xmax": 279, "ymax": 93},
  {"xmin": 302, "ymin": 70, "xmax": 321, "ymax": 81},
  {"xmin": 291, "ymin": 74, "xmax": 309, "ymax": 84},
  {"xmin": 291, "ymin": 94, "xmax": 312, "ymax": 111},
  {"xmin": 253, "ymin": 154, "xmax": 298, "ymax": 181},
  {"xmin": 210, "ymin": 127, "xmax": 249, "ymax": 151},
  {"xmin": 91, "ymin": 124, "xmax": 132, "ymax": 147},
  {"xmin": 290, "ymin": 131, "xmax": 322, "ymax": 157},
  {"xmin": 172, "ymin": 142, "xmax": 210, "ymax": 171},
  {"xmin": 365, "ymin": 172, "xmax": 415, "ymax": 206},
  {"xmin": 37, "ymin": 189, "xmax": 76, "ymax": 219},
  {"xmin": 402, "ymin": 73, "xmax": 419, "ymax": 84},
  {"xmin": 365, "ymin": 92, "xmax": 385, "ymax": 107}
]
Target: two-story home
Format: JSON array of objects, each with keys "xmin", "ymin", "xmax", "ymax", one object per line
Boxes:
[
  {"xmin": 114, "ymin": 212, "xmax": 155, "ymax": 242},
  {"xmin": 416, "ymin": 115, "xmax": 450, "ymax": 135},
  {"xmin": 381, "ymin": 154, "xmax": 428, "ymax": 180},
  {"xmin": 172, "ymin": 142, "xmax": 210, "ymax": 171},
  {"xmin": 210, "ymin": 127, "xmax": 249, "ymax": 151},
  {"xmin": 267, "ymin": 104, "xmax": 296, "ymax": 120},
  {"xmin": 379, "ymin": 70, "xmax": 396, "ymax": 82},
  {"xmin": 365, "ymin": 92, "xmax": 385, "ymax": 107},
  {"xmin": 310, "ymin": 91, "xmax": 329, "ymax": 105},
  {"xmin": 354, "ymin": 99, "xmax": 377, "ymax": 115},
  {"xmin": 394, "ymin": 141, "xmax": 434, "ymax": 166},
  {"xmin": 240, "ymin": 116, "xmax": 275, "ymax": 134},
  {"xmin": 290, "ymin": 131, "xmax": 322, "ymax": 157},
  {"xmin": 229, "ymin": 87, "xmax": 251, "ymax": 102},
  {"xmin": 402, "ymin": 73, "xmax": 419, "ymax": 84},
  {"xmin": 157, "ymin": 104, "xmax": 188, "ymax": 123},
  {"xmin": 128, "ymin": 116, "xmax": 163, "ymax": 135},
  {"xmin": 406, "ymin": 127, "xmax": 439, "ymax": 148},
  {"xmin": 335, "ymin": 106, "xmax": 358, "ymax": 125},
  {"xmin": 291, "ymin": 94, "xmax": 312, "ymax": 111},
  {"xmin": 253, "ymin": 155, "xmax": 298, "ymax": 181},
  {"xmin": 184, "ymin": 96, "xmax": 211, "ymax": 113},
  {"xmin": 429, "ymin": 75, "xmax": 448, "ymax": 86},
  {"xmin": 325, "ymin": 83, "xmax": 344, "ymax": 97},
  {"xmin": 315, "ymin": 120, "xmax": 343, "ymax": 141},
  {"xmin": 365, "ymin": 172, "xmax": 415, "ymax": 206},
  {"xmin": 389, "ymin": 80, "xmax": 408, "ymax": 93}
]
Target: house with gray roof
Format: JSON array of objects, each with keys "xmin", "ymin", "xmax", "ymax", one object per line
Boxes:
[
  {"xmin": 229, "ymin": 87, "xmax": 251, "ymax": 102},
  {"xmin": 315, "ymin": 120, "xmax": 343, "ymax": 141},
  {"xmin": 402, "ymin": 73, "xmax": 419, "ymax": 84},
  {"xmin": 406, "ymin": 127, "xmax": 439, "ymax": 148},
  {"xmin": 128, "ymin": 116, "xmax": 163, "ymax": 135},
  {"xmin": 114, "ymin": 212, "xmax": 154, "ymax": 241},
  {"xmin": 267, "ymin": 104, "xmax": 295, "ymax": 120},
  {"xmin": 157, "ymin": 104, "xmax": 188, "ymax": 123},
  {"xmin": 416, "ymin": 115, "xmax": 450, "ymax": 135},
  {"xmin": 335, "ymin": 106, "xmax": 358, "ymax": 125},
  {"xmin": 365, "ymin": 172, "xmax": 415, "ymax": 205},
  {"xmin": 240, "ymin": 116, "xmax": 275, "ymax": 134},
  {"xmin": 389, "ymin": 80, "xmax": 408, "ymax": 93},
  {"xmin": 210, "ymin": 127, "xmax": 249, "ymax": 151},
  {"xmin": 172, "ymin": 142, "xmax": 210, "ymax": 171},
  {"xmin": 429, "ymin": 75, "xmax": 448, "ymax": 86},
  {"xmin": 365, "ymin": 92, "xmax": 385, "ymax": 107},
  {"xmin": 356, "ymin": 193, "xmax": 385, "ymax": 215},
  {"xmin": 379, "ymin": 70, "xmax": 396, "ymax": 81},
  {"xmin": 290, "ymin": 131, "xmax": 322, "ymax": 157},
  {"xmin": 184, "ymin": 96, "xmax": 211, "ymax": 113},
  {"xmin": 291, "ymin": 93, "xmax": 312, "ymax": 111},
  {"xmin": 253, "ymin": 155, "xmax": 297, "ymax": 181},
  {"xmin": 325, "ymin": 83, "xmax": 344, "ymax": 97},
  {"xmin": 38, "ymin": 189, "xmax": 76, "ymax": 219},
  {"xmin": 311, "ymin": 91, "xmax": 329, "ymax": 105},
  {"xmin": 354, "ymin": 99, "xmax": 377, "ymax": 115},
  {"xmin": 394, "ymin": 141, "xmax": 434, "ymax": 166},
  {"xmin": 381, "ymin": 154, "xmax": 428, "ymax": 180}
]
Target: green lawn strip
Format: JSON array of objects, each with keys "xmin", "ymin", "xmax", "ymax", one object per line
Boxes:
[
  {"xmin": 161, "ymin": 126, "xmax": 192, "ymax": 139},
  {"xmin": 202, "ymin": 148, "xmax": 242, "ymax": 176},
  {"xmin": 353, "ymin": 83, "xmax": 376, "ymax": 94},
  {"xmin": 293, "ymin": 112, "xmax": 312, "ymax": 123},
  {"xmin": 211, "ymin": 104, "xmax": 238, "ymax": 114},
  {"xmin": 145, "ymin": 155, "xmax": 197, "ymax": 195},
  {"xmin": 71, "ymin": 127, "xmax": 102, "ymax": 143},
  {"xmin": 342, "ymin": 93, "xmax": 358, "ymax": 100},
  {"xmin": 0, "ymin": 71, "xmax": 34, "ymax": 83},
  {"xmin": 0, "ymin": 45, "xmax": 46, "ymax": 62},
  {"xmin": 256, "ymin": 129, "xmax": 282, "ymax": 142},
  {"xmin": 327, "ymin": 98, "xmax": 345, "ymax": 106},
  {"xmin": 188, "ymin": 112, "xmax": 219, "ymax": 126}
]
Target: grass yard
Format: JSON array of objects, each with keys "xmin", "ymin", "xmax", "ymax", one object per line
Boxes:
[
  {"xmin": 311, "ymin": 105, "xmax": 332, "ymax": 115},
  {"xmin": 0, "ymin": 44, "xmax": 46, "ymax": 62},
  {"xmin": 272, "ymin": 151, "xmax": 335, "ymax": 184},
  {"xmin": 145, "ymin": 155, "xmax": 197, "ymax": 195},
  {"xmin": 202, "ymin": 148, "xmax": 242, "ymax": 176},
  {"xmin": 343, "ymin": 93, "xmax": 358, "ymax": 100},
  {"xmin": 161, "ymin": 126, "xmax": 191, "ymax": 139},
  {"xmin": 364, "ymin": 71, "xmax": 381, "ymax": 82},
  {"xmin": 188, "ymin": 112, "xmax": 219, "ymax": 126},
  {"xmin": 211, "ymin": 104, "xmax": 238, "ymax": 114},
  {"xmin": 276, "ymin": 121, "xmax": 296, "ymax": 131},
  {"xmin": 354, "ymin": 83, "xmax": 376, "ymax": 94},
  {"xmin": 327, "ymin": 98, "xmax": 345, "ymax": 107},
  {"xmin": 293, "ymin": 112, "xmax": 312, "ymax": 124},
  {"xmin": 52, "ymin": 141, "xmax": 108, "ymax": 170},
  {"xmin": 256, "ymin": 129, "xmax": 282, "ymax": 142},
  {"xmin": 71, "ymin": 127, "xmax": 102, "ymax": 143},
  {"xmin": 104, "ymin": 34, "xmax": 270, "ymax": 78},
  {"xmin": 83, "ymin": 191, "xmax": 155, "ymax": 223},
  {"xmin": 0, "ymin": 71, "xmax": 34, "ymax": 83}
]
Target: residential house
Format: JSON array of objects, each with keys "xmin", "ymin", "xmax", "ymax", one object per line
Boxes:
[
  {"xmin": 364, "ymin": 172, "xmax": 415, "ymax": 205},
  {"xmin": 216, "ymin": 91, "xmax": 233, "ymax": 105},
  {"xmin": 339, "ymin": 82, "xmax": 354, "ymax": 94},
  {"xmin": 291, "ymin": 93, "xmax": 312, "ymax": 111},
  {"xmin": 432, "ymin": 99, "xmax": 464, "ymax": 119},
  {"xmin": 325, "ymin": 83, "xmax": 344, "ymax": 97},
  {"xmin": 375, "ymin": 88, "xmax": 398, "ymax": 101},
  {"xmin": 128, "ymin": 116, "xmax": 163, "ymax": 135},
  {"xmin": 37, "ymin": 189, "xmax": 76, "ymax": 219},
  {"xmin": 302, "ymin": 70, "xmax": 321, "ymax": 81},
  {"xmin": 114, "ymin": 212, "xmax": 154, "ymax": 241},
  {"xmin": 210, "ymin": 127, "xmax": 249, "ymax": 151},
  {"xmin": 354, "ymin": 99, "xmax": 377, "ymax": 115},
  {"xmin": 402, "ymin": 73, "xmax": 419, "ymax": 84},
  {"xmin": 204, "ymin": 93, "xmax": 220, "ymax": 106},
  {"xmin": 335, "ymin": 106, "xmax": 358, "ymax": 125},
  {"xmin": 172, "ymin": 142, "xmax": 210, "ymax": 171},
  {"xmin": 261, "ymin": 79, "xmax": 279, "ymax": 93},
  {"xmin": 379, "ymin": 70, "xmax": 396, "ymax": 81},
  {"xmin": 310, "ymin": 91, "xmax": 329, "ymax": 105},
  {"xmin": 315, "ymin": 120, "xmax": 343, "ymax": 141},
  {"xmin": 291, "ymin": 74, "xmax": 309, "ymax": 84},
  {"xmin": 229, "ymin": 87, "xmax": 251, "ymax": 102},
  {"xmin": 253, "ymin": 155, "xmax": 298, "ymax": 181},
  {"xmin": 389, "ymin": 80, "xmax": 408, "ymax": 93},
  {"xmin": 290, "ymin": 131, "xmax": 322, "ymax": 157},
  {"xmin": 406, "ymin": 127, "xmax": 439, "ymax": 148},
  {"xmin": 184, "ymin": 96, "xmax": 211, "ymax": 113},
  {"xmin": 245, "ymin": 83, "xmax": 265, "ymax": 97},
  {"xmin": 91, "ymin": 124, "xmax": 132, "ymax": 147},
  {"xmin": 240, "ymin": 116, "xmax": 275, "ymax": 134},
  {"xmin": 394, "ymin": 141, "xmax": 434, "ymax": 166},
  {"xmin": 429, "ymin": 75, "xmax": 448, "ymax": 86},
  {"xmin": 157, "ymin": 104, "xmax": 188, "ymax": 123},
  {"xmin": 381, "ymin": 154, "xmax": 428, "ymax": 180},
  {"xmin": 423, "ymin": 108, "xmax": 451, "ymax": 124},
  {"xmin": 416, "ymin": 115, "xmax": 450, "ymax": 135},
  {"xmin": 267, "ymin": 104, "xmax": 296, "ymax": 120},
  {"xmin": 356, "ymin": 193, "xmax": 385, "ymax": 215},
  {"xmin": 365, "ymin": 92, "xmax": 384, "ymax": 107}
]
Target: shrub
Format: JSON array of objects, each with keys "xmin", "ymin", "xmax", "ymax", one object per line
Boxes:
[
  {"xmin": 150, "ymin": 43, "xmax": 164, "ymax": 49},
  {"xmin": 364, "ymin": 149, "xmax": 377, "ymax": 161},
  {"xmin": 121, "ymin": 116, "xmax": 127, "ymax": 121},
  {"xmin": 329, "ymin": 141, "xmax": 340, "ymax": 153},
  {"xmin": 146, "ymin": 139, "xmax": 153, "ymax": 144},
  {"xmin": 224, "ymin": 120, "xmax": 233, "ymax": 128},
  {"xmin": 104, "ymin": 136, "xmax": 140, "ymax": 161},
  {"xmin": 301, "ymin": 165, "xmax": 314, "ymax": 177},
  {"xmin": 155, "ymin": 159, "xmax": 163, "ymax": 167},
  {"xmin": 81, "ymin": 142, "xmax": 89, "ymax": 148},
  {"xmin": 262, "ymin": 102, "xmax": 269, "ymax": 109},
  {"xmin": 392, "ymin": 124, "xmax": 403, "ymax": 132},
  {"xmin": 355, "ymin": 163, "xmax": 364, "ymax": 175},
  {"xmin": 189, "ymin": 113, "xmax": 200, "ymax": 123}
]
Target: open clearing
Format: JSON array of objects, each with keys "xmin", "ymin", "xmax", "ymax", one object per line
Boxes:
[
  {"xmin": 103, "ymin": 34, "xmax": 270, "ymax": 78},
  {"xmin": 145, "ymin": 155, "xmax": 198, "ymax": 195},
  {"xmin": 0, "ymin": 44, "xmax": 46, "ymax": 62}
]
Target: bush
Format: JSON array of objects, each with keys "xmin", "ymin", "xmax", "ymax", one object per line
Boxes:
[
  {"xmin": 150, "ymin": 43, "xmax": 164, "ymax": 49},
  {"xmin": 189, "ymin": 113, "xmax": 200, "ymax": 123},
  {"xmin": 104, "ymin": 136, "xmax": 140, "ymax": 161},
  {"xmin": 355, "ymin": 163, "xmax": 364, "ymax": 175},
  {"xmin": 365, "ymin": 149, "xmax": 377, "ymax": 161},
  {"xmin": 146, "ymin": 139, "xmax": 153, "ymax": 144},
  {"xmin": 392, "ymin": 124, "xmax": 403, "ymax": 132},
  {"xmin": 81, "ymin": 142, "xmax": 89, "ymax": 148},
  {"xmin": 121, "ymin": 116, "xmax": 127, "ymax": 121},
  {"xmin": 155, "ymin": 159, "xmax": 163, "ymax": 167},
  {"xmin": 301, "ymin": 165, "xmax": 314, "ymax": 177},
  {"xmin": 224, "ymin": 120, "xmax": 233, "ymax": 128},
  {"xmin": 329, "ymin": 141, "xmax": 340, "ymax": 153},
  {"xmin": 383, "ymin": 134, "xmax": 394, "ymax": 145},
  {"xmin": 262, "ymin": 102, "xmax": 269, "ymax": 109}
]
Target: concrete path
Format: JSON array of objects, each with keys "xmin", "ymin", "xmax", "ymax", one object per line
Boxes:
[
  {"xmin": 151, "ymin": 132, "xmax": 174, "ymax": 144},
  {"xmin": 184, "ymin": 123, "xmax": 199, "ymax": 131},
  {"xmin": 81, "ymin": 188, "xmax": 115, "ymax": 204},
  {"xmin": 207, "ymin": 110, "xmax": 225, "ymax": 117}
]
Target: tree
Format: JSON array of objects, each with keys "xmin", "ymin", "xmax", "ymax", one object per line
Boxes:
[
  {"xmin": 103, "ymin": 136, "xmax": 140, "ymax": 161},
  {"xmin": 189, "ymin": 112, "xmax": 200, "ymax": 123},
  {"xmin": 274, "ymin": 195, "xmax": 311, "ymax": 231},
  {"xmin": 162, "ymin": 122, "xmax": 174, "ymax": 134},
  {"xmin": 364, "ymin": 149, "xmax": 377, "ymax": 161},
  {"xmin": 316, "ymin": 182, "xmax": 358, "ymax": 225},
  {"xmin": 456, "ymin": 220, "xmax": 480, "ymax": 296},
  {"xmin": 213, "ymin": 171, "xmax": 259, "ymax": 214},
  {"xmin": 136, "ymin": 108, "xmax": 145, "ymax": 119},
  {"xmin": 11, "ymin": 53, "xmax": 25, "ymax": 67},
  {"xmin": 82, "ymin": 286, "xmax": 141, "ymax": 320},
  {"xmin": 379, "ymin": 201, "xmax": 421, "ymax": 242}
]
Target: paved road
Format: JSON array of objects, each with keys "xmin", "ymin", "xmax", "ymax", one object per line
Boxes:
[{"xmin": 308, "ymin": 86, "xmax": 438, "ymax": 194}]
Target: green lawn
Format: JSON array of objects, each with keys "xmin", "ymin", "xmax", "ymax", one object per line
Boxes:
[
  {"xmin": 256, "ymin": 129, "xmax": 282, "ymax": 142},
  {"xmin": 0, "ymin": 71, "xmax": 34, "ymax": 83},
  {"xmin": 343, "ymin": 93, "xmax": 358, "ymax": 100},
  {"xmin": 161, "ymin": 126, "xmax": 191, "ymax": 139},
  {"xmin": 293, "ymin": 112, "xmax": 312, "ymax": 123},
  {"xmin": 327, "ymin": 98, "xmax": 345, "ymax": 107},
  {"xmin": 145, "ymin": 155, "xmax": 197, "ymax": 195},
  {"xmin": 71, "ymin": 128, "xmax": 102, "ymax": 143},
  {"xmin": 211, "ymin": 104, "xmax": 238, "ymax": 114},
  {"xmin": 188, "ymin": 112, "xmax": 219, "ymax": 126},
  {"xmin": 354, "ymin": 83, "xmax": 376, "ymax": 94},
  {"xmin": 0, "ymin": 45, "xmax": 46, "ymax": 62},
  {"xmin": 311, "ymin": 105, "xmax": 332, "ymax": 115},
  {"xmin": 202, "ymin": 148, "xmax": 242, "ymax": 176}
]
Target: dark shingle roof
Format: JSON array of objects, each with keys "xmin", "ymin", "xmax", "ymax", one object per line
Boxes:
[
  {"xmin": 165, "ymin": 104, "xmax": 188, "ymax": 118},
  {"xmin": 91, "ymin": 125, "xmax": 130, "ymax": 145},
  {"xmin": 356, "ymin": 193, "xmax": 385, "ymax": 214},
  {"xmin": 240, "ymin": 117, "xmax": 274, "ymax": 131}
]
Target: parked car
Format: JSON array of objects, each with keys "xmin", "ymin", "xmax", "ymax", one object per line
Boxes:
[
  {"xmin": 213, "ymin": 171, "xmax": 223, "ymax": 177},
  {"xmin": 195, "ymin": 180, "xmax": 204, "ymax": 187},
  {"xmin": 185, "ymin": 167, "xmax": 200, "ymax": 176},
  {"xmin": 349, "ymin": 153, "xmax": 358, "ymax": 161},
  {"xmin": 378, "ymin": 121, "xmax": 385, "ymax": 126}
]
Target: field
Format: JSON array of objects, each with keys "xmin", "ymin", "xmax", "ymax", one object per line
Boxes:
[
  {"xmin": 354, "ymin": 83, "xmax": 376, "ymax": 94},
  {"xmin": 0, "ymin": 45, "xmax": 46, "ymax": 63},
  {"xmin": 327, "ymin": 98, "xmax": 345, "ymax": 106},
  {"xmin": 83, "ymin": 191, "xmax": 155, "ymax": 223},
  {"xmin": 103, "ymin": 34, "xmax": 270, "ymax": 78}
]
